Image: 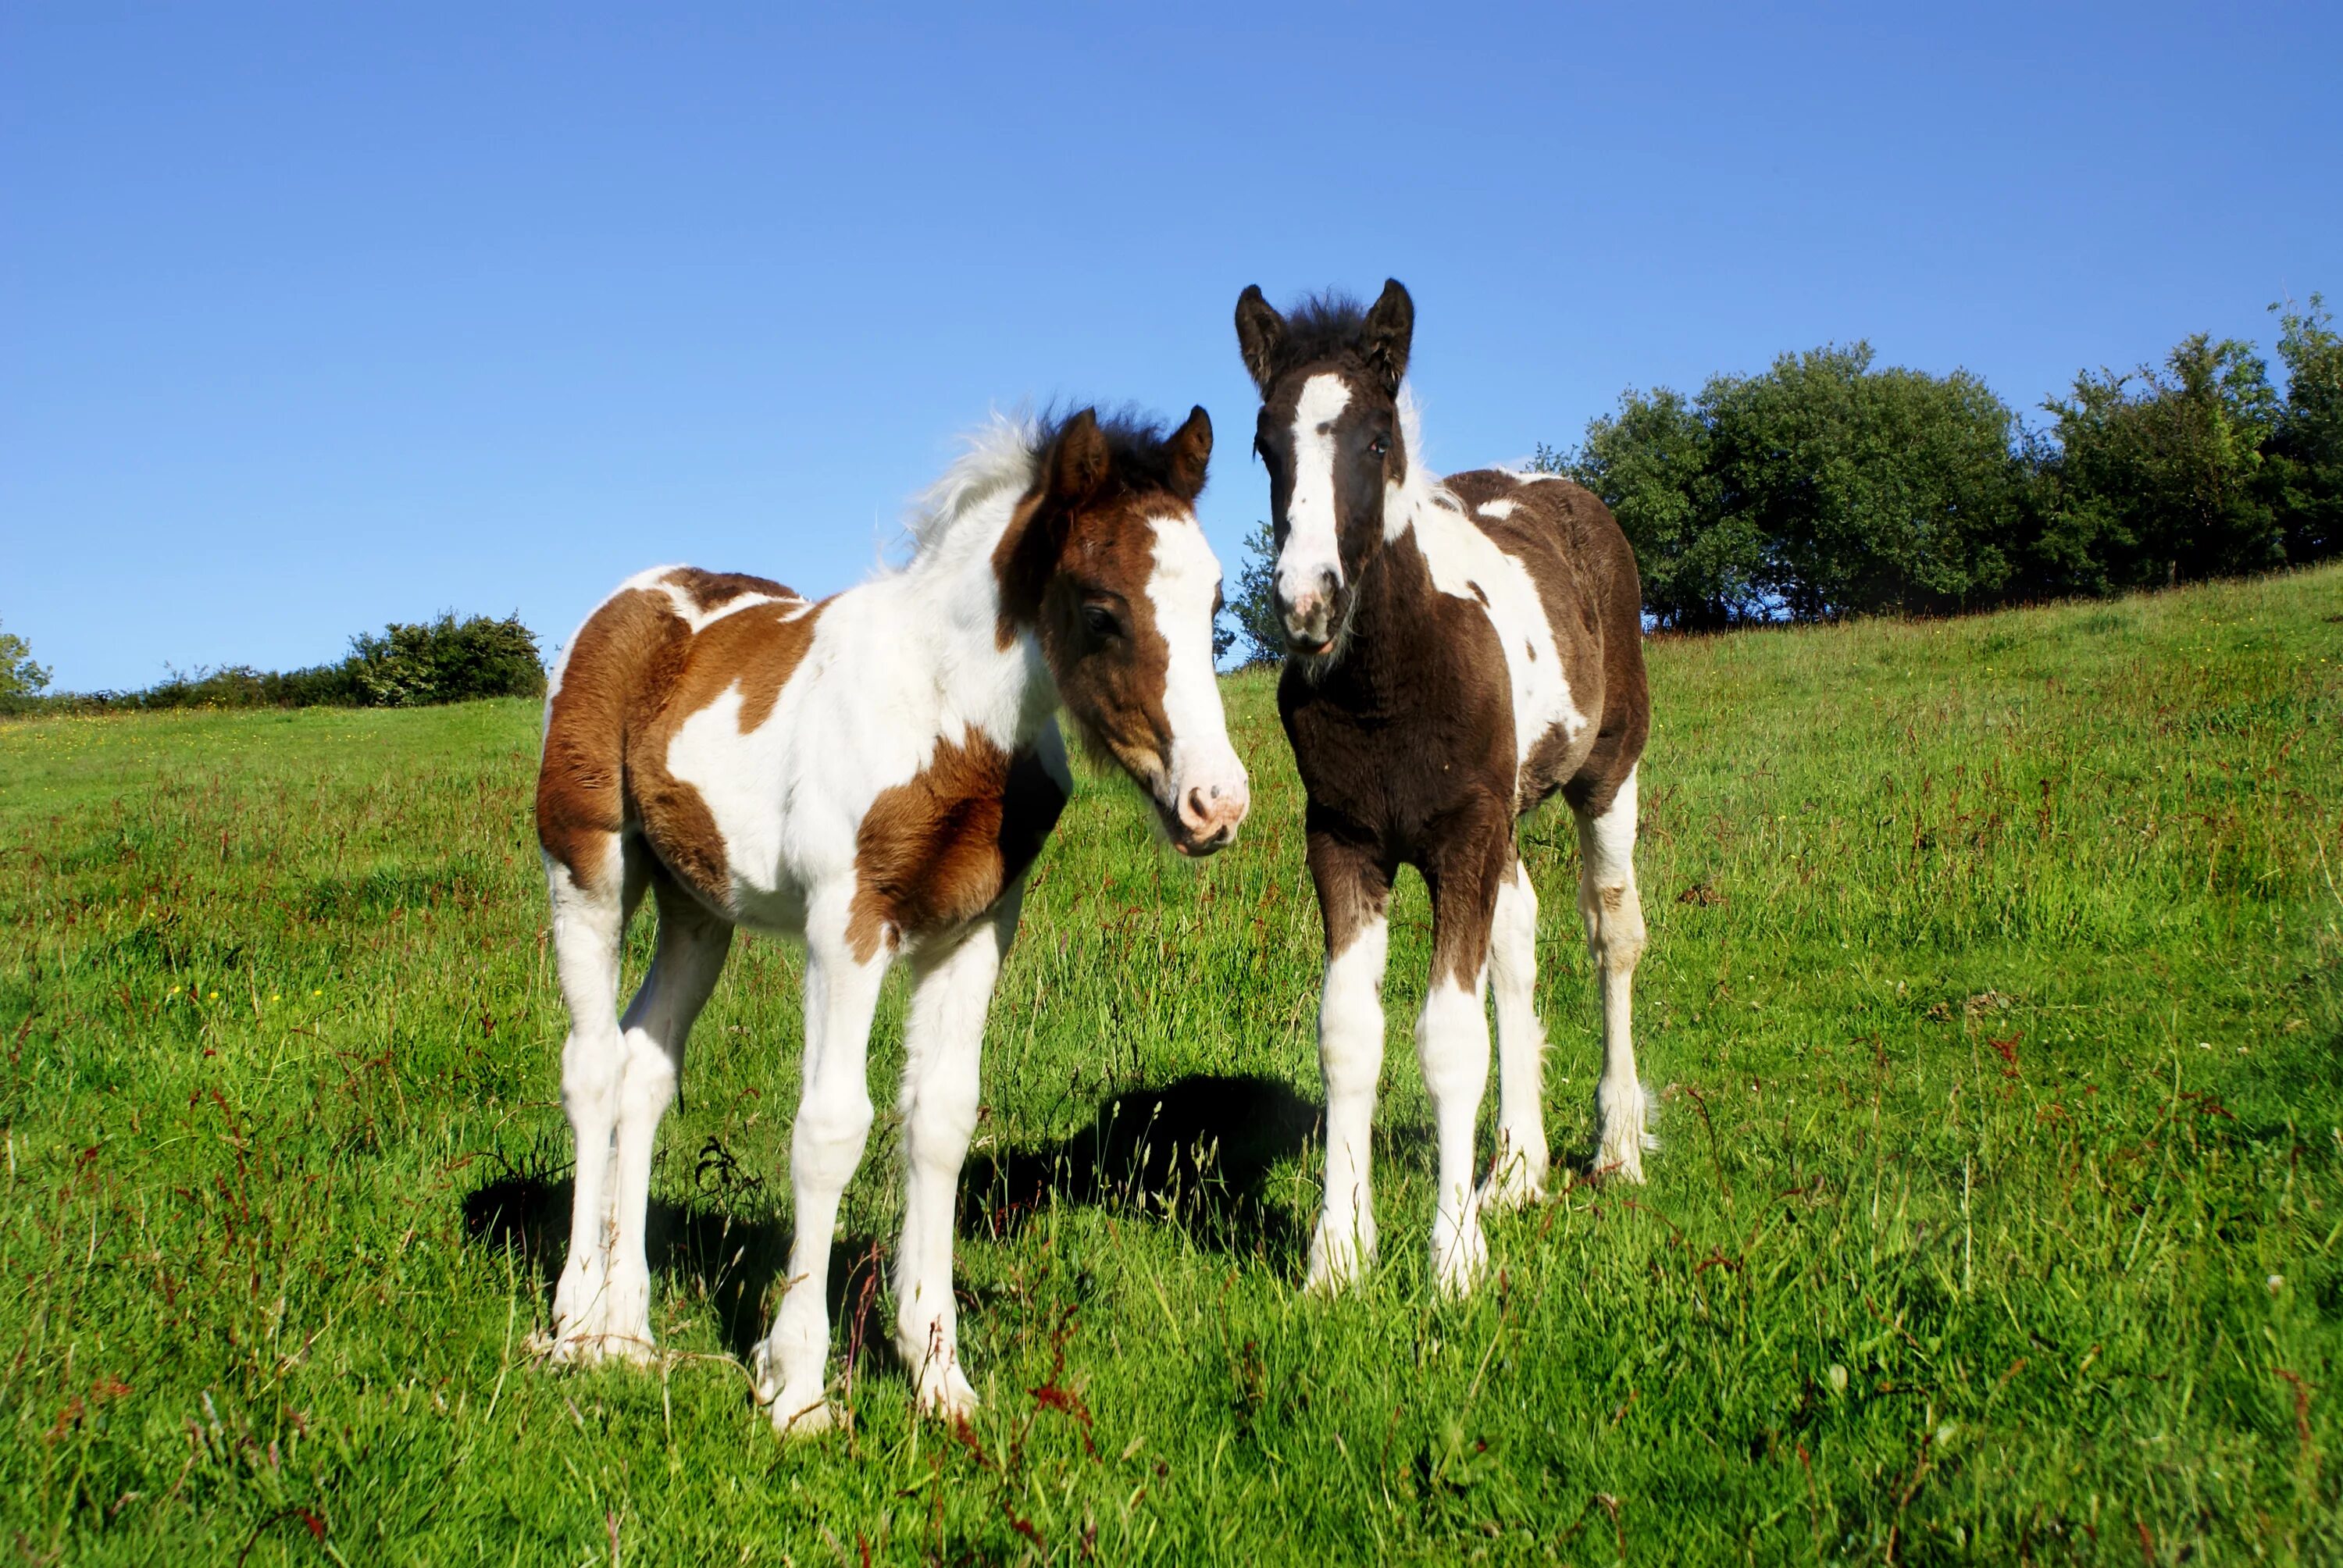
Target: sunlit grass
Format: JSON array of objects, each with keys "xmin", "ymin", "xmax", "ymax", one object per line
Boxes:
[{"xmin": 2, "ymin": 566, "xmax": 2340, "ymax": 1563}]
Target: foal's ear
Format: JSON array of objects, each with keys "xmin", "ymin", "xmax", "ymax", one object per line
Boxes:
[
  {"xmin": 1234, "ymin": 285, "xmax": 1288, "ymax": 392},
  {"xmin": 1048, "ymin": 408, "xmax": 1112, "ymax": 506},
  {"xmin": 1164, "ymin": 405, "xmax": 1212, "ymax": 501},
  {"xmin": 1361, "ymin": 278, "xmax": 1414, "ymax": 395}
]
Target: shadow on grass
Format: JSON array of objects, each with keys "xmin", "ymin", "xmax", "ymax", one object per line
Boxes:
[
  {"xmin": 960, "ymin": 1072, "xmax": 1321, "ymax": 1263},
  {"xmin": 461, "ymin": 1071, "xmax": 1323, "ymax": 1358},
  {"xmin": 459, "ymin": 1160, "xmax": 888, "ymax": 1373}
]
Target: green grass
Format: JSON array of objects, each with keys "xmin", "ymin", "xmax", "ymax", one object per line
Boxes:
[{"xmin": 5, "ymin": 567, "xmax": 2341, "ymax": 1564}]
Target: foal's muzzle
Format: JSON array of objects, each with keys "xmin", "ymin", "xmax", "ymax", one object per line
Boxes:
[
  {"xmin": 1168, "ymin": 776, "xmax": 1249, "ymax": 857},
  {"xmin": 1277, "ymin": 566, "xmax": 1340, "ymax": 656}
]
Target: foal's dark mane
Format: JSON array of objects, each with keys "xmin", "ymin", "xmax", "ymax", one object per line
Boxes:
[
  {"xmin": 1264, "ymin": 291, "xmax": 1374, "ymax": 374},
  {"xmin": 1031, "ymin": 406, "xmax": 1207, "ymax": 498}
]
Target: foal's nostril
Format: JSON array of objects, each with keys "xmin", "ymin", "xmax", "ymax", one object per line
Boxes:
[{"xmin": 1185, "ymin": 786, "xmax": 1209, "ymax": 825}]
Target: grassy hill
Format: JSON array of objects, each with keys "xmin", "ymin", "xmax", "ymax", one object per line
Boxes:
[{"xmin": 4, "ymin": 567, "xmax": 2340, "ymax": 1564}]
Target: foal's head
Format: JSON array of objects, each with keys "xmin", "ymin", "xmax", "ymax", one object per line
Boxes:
[
  {"xmin": 1232, "ymin": 278, "xmax": 1418, "ymax": 659},
  {"xmin": 996, "ymin": 406, "xmax": 1250, "ymax": 856}
]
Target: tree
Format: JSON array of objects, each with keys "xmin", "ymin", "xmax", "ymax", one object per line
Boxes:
[
  {"xmin": 1703, "ymin": 344, "xmax": 2020, "ymax": 618},
  {"xmin": 1557, "ymin": 347, "xmax": 2022, "ymax": 623},
  {"xmin": 1217, "ymin": 521, "xmax": 1287, "ymax": 667},
  {"xmin": 0, "ymin": 620, "xmax": 51, "ymax": 699},
  {"xmin": 2265, "ymin": 294, "xmax": 2343, "ymax": 562},
  {"xmin": 2038, "ymin": 334, "xmax": 2283, "ymax": 589}
]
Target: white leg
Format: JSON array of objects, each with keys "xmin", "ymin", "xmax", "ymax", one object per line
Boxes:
[
  {"xmin": 595, "ymin": 883, "xmax": 732, "ymax": 1363},
  {"xmin": 1578, "ymin": 767, "xmax": 1652, "ymax": 1181},
  {"xmin": 1306, "ymin": 912, "xmax": 1388, "ymax": 1295},
  {"xmin": 752, "ymin": 906, "xmax": 886, "ymax": 1436},
  {"xmin": 893, "ymin": 889, "xmax": 1017, "ymax": 1420},
  {"xmin": 1478, "ymin": 859, "xmax": 1549, "ymax": 1213},
  {"xmin": 547, "ymin": 850, "xmax": 629, "ymax": 1362},
  {"xmin": 1418, "ymin": 974, "xmax": 1492, "ymax": 1295}
]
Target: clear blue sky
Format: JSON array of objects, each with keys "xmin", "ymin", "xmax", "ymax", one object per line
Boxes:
[{"xmin": 5, "ymin": 2, "xmax": 2338, "ymax": 692}]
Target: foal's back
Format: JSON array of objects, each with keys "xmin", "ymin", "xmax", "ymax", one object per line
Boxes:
[{"xmin": 1428, "ymin": 468, "xmax": 1649, "ymax": 820}]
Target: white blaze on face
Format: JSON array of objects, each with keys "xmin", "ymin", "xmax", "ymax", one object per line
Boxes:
[
  {"xmin": 1147, "ymin": 516, "xmax": 1250, "ymax": 849},
  {"xmin": 1275, "ymin": 373, "xmax": 1353, "ymax": 619}
]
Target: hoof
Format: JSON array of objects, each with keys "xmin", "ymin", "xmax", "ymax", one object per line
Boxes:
[
  {"xmin": 1477, "ymin": 1156, "xmax": 1548, "ymax": 1215},
  {"xmin": 1594, "ymin": 1080, "xmax": 1654, "ymax": 1183},
  {"xmin": 1303, "ymin": 1224, "xmax": 1375, "ymax": 1297},
  {"xmin": 1432, "ymin": 1224, "xmax": 1489, "ymax": 1299},
  {"xmin": 914, "ymin": 1367, "xmax": 979, "ymax": 1425},
  {"xmin": 1591, "ymin": 1137, "xmax": 1649, "ymax": 1184},
  {"xmin": 546, "ymin": 1329, "xmax": 655, "ymax": 1368},
  {"xmin": 769, "ymin": 1395, "xmax": 841, "ymax": 1438}
]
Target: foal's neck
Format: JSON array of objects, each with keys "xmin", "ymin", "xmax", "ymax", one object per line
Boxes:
[{"xmin": 900, "ymin": 494, "xmax": 1059, "ymax": 747}]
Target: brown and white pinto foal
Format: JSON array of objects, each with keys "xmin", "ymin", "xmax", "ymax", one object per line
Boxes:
[
  {"xmin": 1234, "ymin": 281, "xmax": 1653, "ymax": 1296},
  {"xmin": 534, "ymin": 408, "xmax": 1247, "ymax": 1433}
]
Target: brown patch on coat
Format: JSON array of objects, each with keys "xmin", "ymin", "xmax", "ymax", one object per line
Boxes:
[
  {"xmin": 844, "ymin": 732, "xmax": 1068, "ymax": 963},
  {"xmin": 536, "ymin": 579, "xmax": 823, "ymax": 909},
  {"xmin": 1305, "ymin": 815, "xmax": 1394, "ymax": 962},
  {"xmin": 537, "ymin": 588, "xmax": 691, "ymax": 893},
  {"xmin": 661, "ymin": 567, "xmax": 798, "ymax": 614},
  {"xmin": 650, "ymin": 597, "xmax": 822, "ymax": 736},
  {"xmin": 1037, "ymin": 495, "xmax": 1176, "ymax": 782}
]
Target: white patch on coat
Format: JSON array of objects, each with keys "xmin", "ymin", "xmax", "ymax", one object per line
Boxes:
[
  {"xmin": 1478, "ymin": 497, "xmax": 1517, "ymax": 521},
  {"xmin": 1276, "ymin": 374, "xmax": 1352, "ymax": 605},
  {"xmin": 1147, "ymin": 517, "xmax": 1248, "ymax": 818},
  {"xmin": 1378, "ymin": 385, "xmax": 1589, "ymax": 774}
]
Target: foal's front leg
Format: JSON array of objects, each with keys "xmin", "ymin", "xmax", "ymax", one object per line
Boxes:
[
  {"xmin": 1418, "ymin": 809, "xmax": 1513, "ymax": 1295},
  {"xmin": 1304, "ymin": 833, "xmax": 1392, "ymax": 1295},
  {"xmin": 892, "ymin": 888, "xmax": 1021, "ymax": 1420},
  {"xmin": 752, "ymin": 904, "xmax": 887, "ymax": 1436}
]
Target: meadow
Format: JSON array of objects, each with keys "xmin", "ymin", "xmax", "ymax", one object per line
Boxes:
[{"xmin": 3, "ymin": 566, "xmax": 2340, "ymax": 1564}]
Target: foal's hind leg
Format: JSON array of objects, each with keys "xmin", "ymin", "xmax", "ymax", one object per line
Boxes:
[
  {"xmin": 593, "ymin": 869, "xmax": 733, "ymax": 1363},
  {"xmin": 1478, "ymin": 858, "xmax": 1550, "ymax": 1213},
  {"xmin": 548, "ymin": 836, "xmax": 647, "ymax": 1361},
  {"xmin": 1575, "ymin": 766, "xmax": 1652, "ymax": 1181}
]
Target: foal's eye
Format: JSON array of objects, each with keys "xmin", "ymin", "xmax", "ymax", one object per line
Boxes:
[
  {"xmin": 1368, "ymin": 435, "xmax": 1391, "ymax": 458},
  {"xmin": 1081, "ymin": 604, "xmax": 1122, "ymax": 640}
]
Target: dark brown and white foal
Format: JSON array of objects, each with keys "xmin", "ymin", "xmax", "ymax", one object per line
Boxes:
[
  {"xmin": 1235, "ymin": 281, "xmax": 1653, "ymax": 1295},
  {"xmin": 534, "ymin": 408, "xmax": 1247, "ymax": 1433}
]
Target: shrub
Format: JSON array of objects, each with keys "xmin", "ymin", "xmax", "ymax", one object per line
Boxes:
[
  {"xmin": 345, "ymin": 612, "xmax": 547, "ymax": 707},
  {"xmin": 2, "ymin": 611, "xmax": 544, "ymax": 716}
]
